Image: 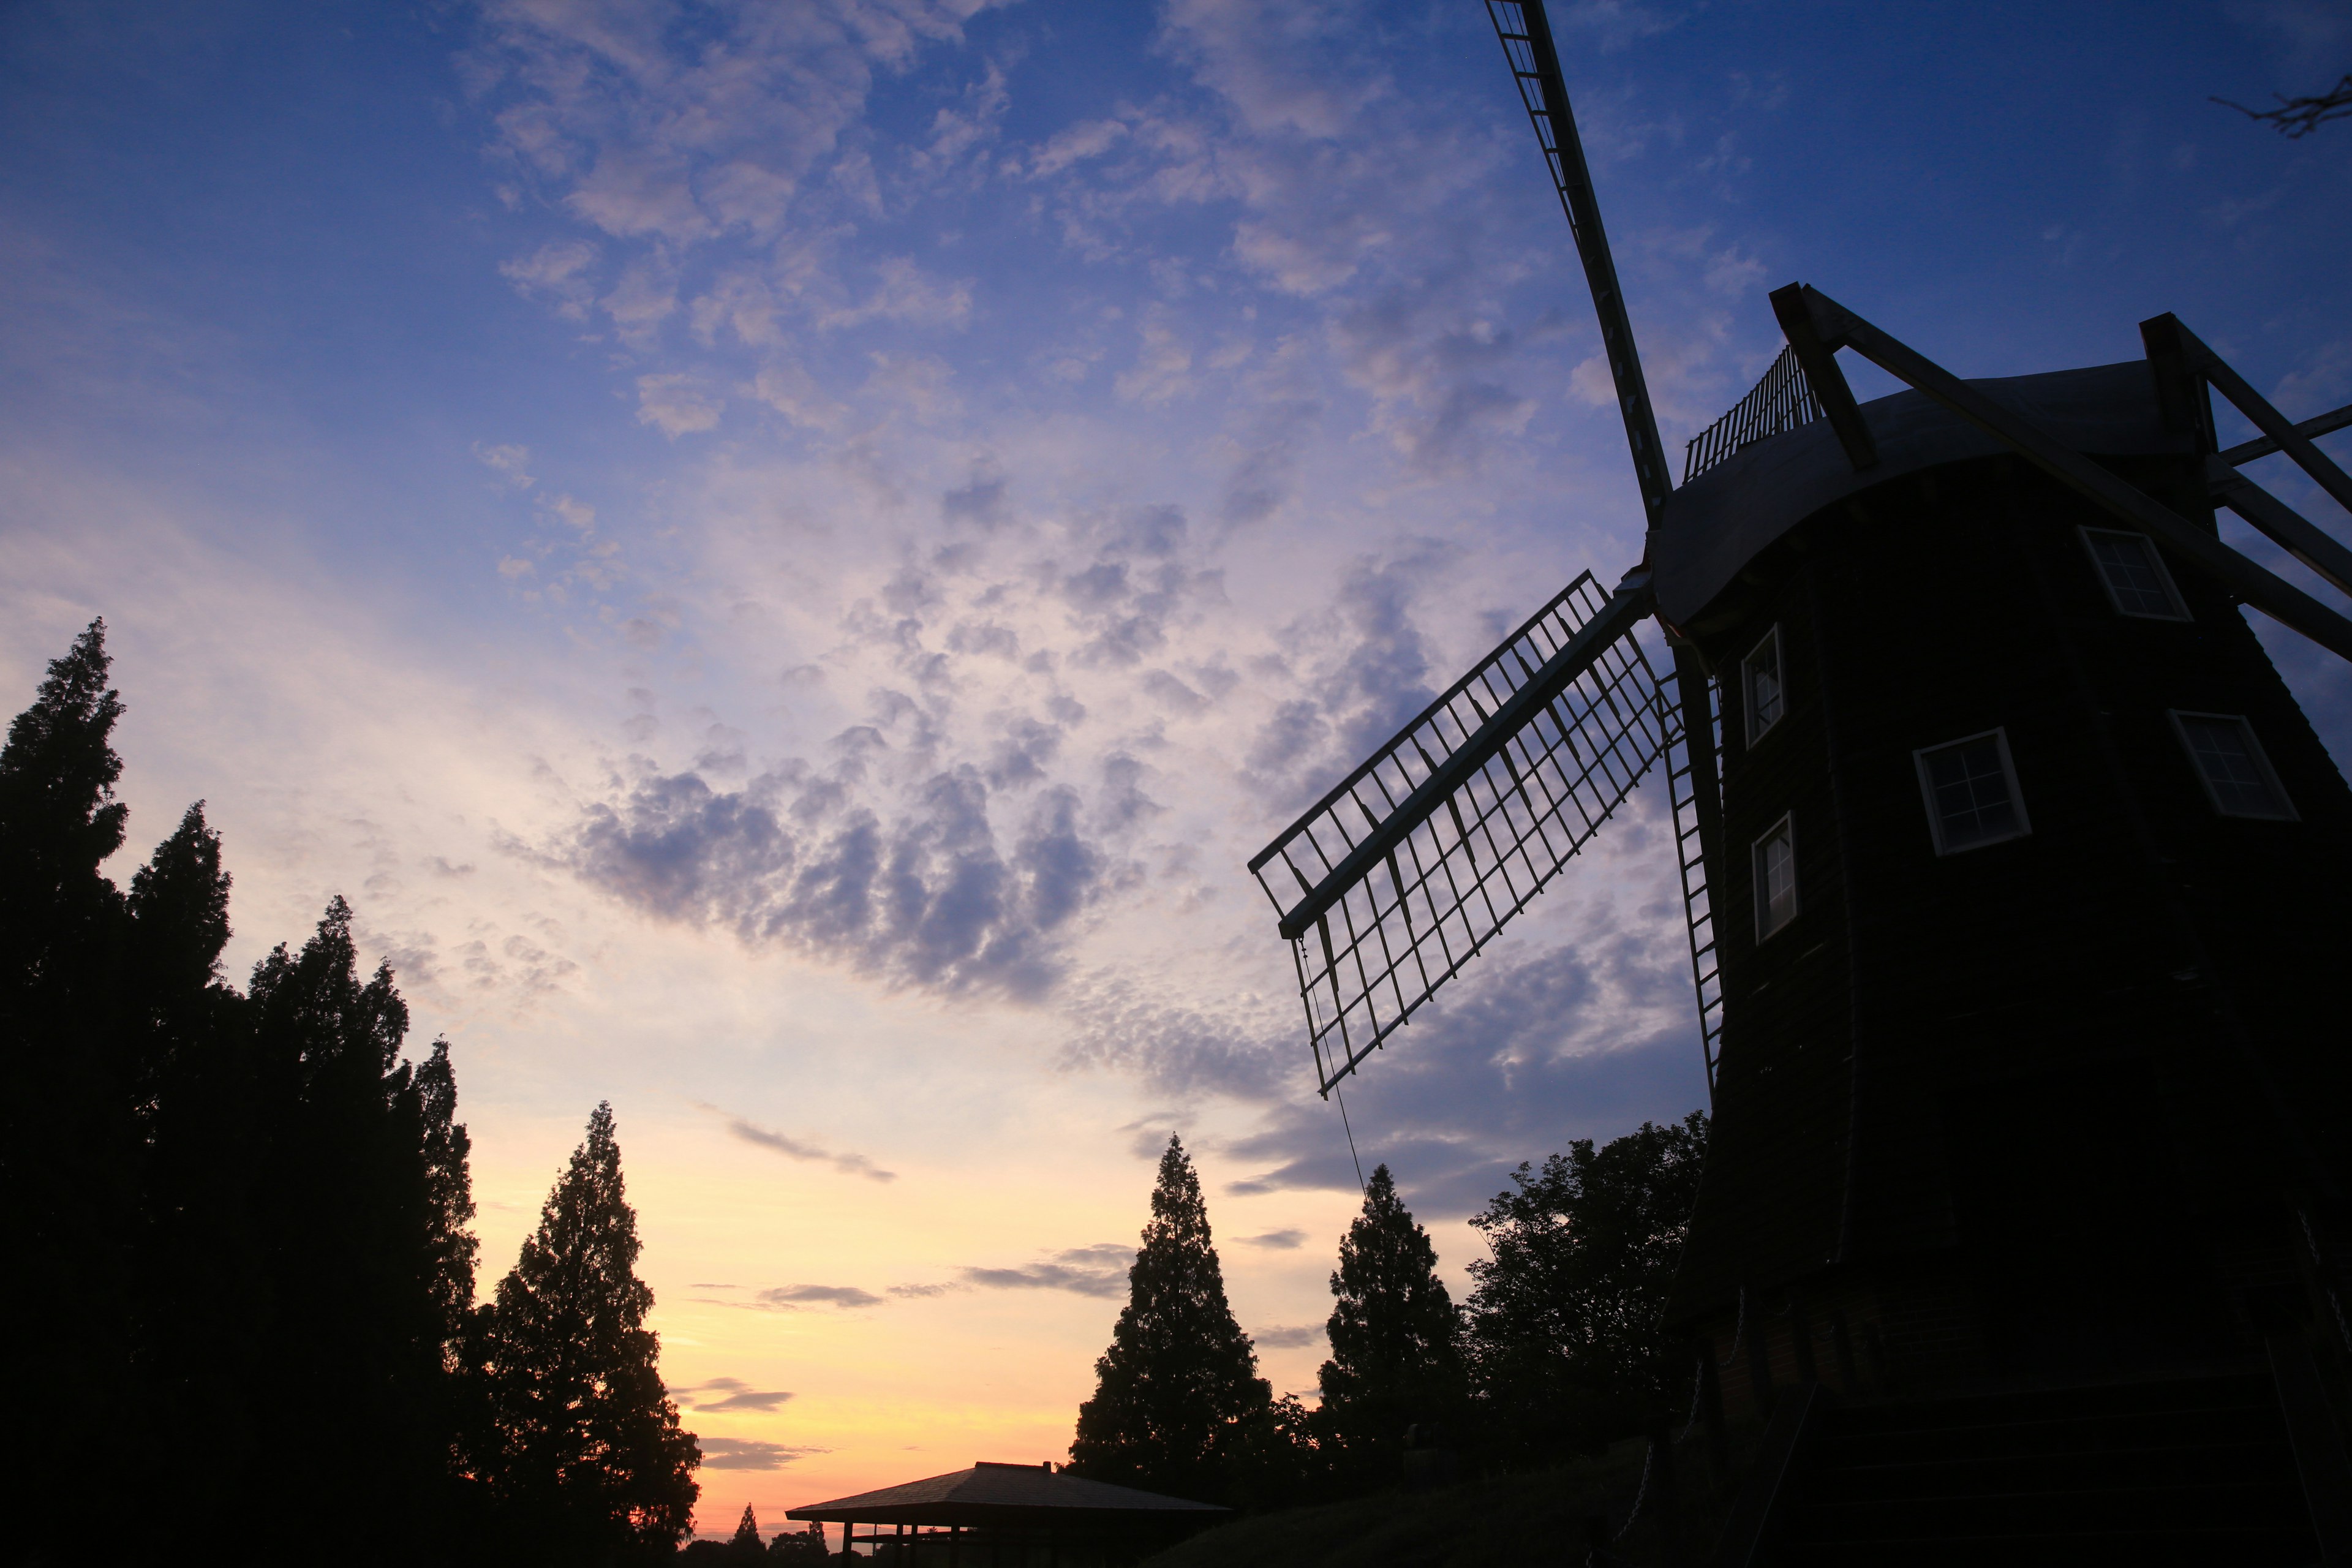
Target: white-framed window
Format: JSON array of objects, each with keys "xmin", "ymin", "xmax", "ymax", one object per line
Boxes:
[
  {"xmin": 2169, "ymin": 711, "xmax": 2297, "ymax": 820},
  {"xmin": 1913, "ymin": 728, "xmax": 2032, "ymax": 855},
  {"xmin": 2080, "ymin": 527, "xmax": 2190, "ymax": 620},
  {"xmin": 1743, "ymin": 625, "xmax": 1785, "ymax": 746},
  {"xmin": 1752, "ymin": 813, "xmax": 1798, "ymax": 940}
]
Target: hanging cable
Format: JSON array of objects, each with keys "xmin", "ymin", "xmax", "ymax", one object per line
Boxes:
[{"xmin": 1334, "ymin": 1081, "xmax": 1366, "ymax": 1194}]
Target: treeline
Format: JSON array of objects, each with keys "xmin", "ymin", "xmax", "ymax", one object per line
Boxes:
[
  {"xmin": 2, "ymin": 623, "xmax": 696, "ymax": 1566},
  {"xmin": 1064, "ymin": 1118, "xmax": 1707, "ymax": 1510}
]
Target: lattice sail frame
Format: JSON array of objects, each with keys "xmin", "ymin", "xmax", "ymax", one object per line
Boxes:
[{"xmin": 1250, "ymin": 574, "xmax": 1666, "ymax": 1095}]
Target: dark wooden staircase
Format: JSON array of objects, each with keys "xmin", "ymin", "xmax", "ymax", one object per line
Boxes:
[{"xmin": 1708, "ymin": 1349, "xmax": 2352, "ymax": 1566}]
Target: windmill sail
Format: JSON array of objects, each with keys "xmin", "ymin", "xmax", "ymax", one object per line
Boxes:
[{"xmin": 1249, "ymin": 572, "xmax": 1663, "ymax": 1095}]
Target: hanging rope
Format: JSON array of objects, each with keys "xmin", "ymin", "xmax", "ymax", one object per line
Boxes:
[{"xmin": 1334, "ymin": 1081, "xmax": 1366, "ymax": 1194}]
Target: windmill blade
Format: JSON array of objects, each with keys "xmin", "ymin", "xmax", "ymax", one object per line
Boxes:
[
  {"xmin": 1250, "ymin": 571, "xmax": 1662, "ymax": 1095},
  {"xmin": 1486, "ymin": 0, "xmax": 1672, "ymax": 531}
]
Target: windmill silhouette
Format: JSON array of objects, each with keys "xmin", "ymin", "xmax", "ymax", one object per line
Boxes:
[{"xmin": 1250, "ymin": 2, "xmax": 2352, "ymax": 1549}]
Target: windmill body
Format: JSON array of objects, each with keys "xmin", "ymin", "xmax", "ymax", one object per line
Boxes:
[
  {"xmin": 1253, "ymin": 1, "xmax": 2352, "ymax": 1446},
  {"xmin": 1654, "ymin": 360, "xmax": 2352, "ymax": 1408}
]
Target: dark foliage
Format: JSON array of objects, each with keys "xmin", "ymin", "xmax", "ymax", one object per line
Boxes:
[
  {"xmin": 766, "ymin": 1523, "xmax": 834, "ymax": 1561},
  {"xmin": 1315, "ymin": 1165, "xmax": 1468, "ymax": 1488},
  {"xmin": 470, "ymin": 1101, "xmax": 701, "ymax": 1564},
  {"xmin": 0, "ymin": 621, "xmax": 137, "ymax": 1556},
  {"xmin": 0, "ymin": 622, "xmax": 652, "ymax": 1565},
  {"xmin": 1464, "ymin": 1112, "xmax": 1709, "ymax": 1456},
  {"xmin": 1069, "ymin": 1136, "xmax": 1275, "ymax": 1506}
]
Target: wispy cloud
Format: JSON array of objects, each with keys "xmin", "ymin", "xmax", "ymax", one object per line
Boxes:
[
  {"xmin": 1238, "ymin": 1229, "xmax": 1307, "ymax": 1250},
  {"xmin": 699, "ymin": 1104, "xmax": 897, "ymax": 1182},
  {"xmin": 960, "ymin": 1244, "xmax": 1132, "ymax": 1297},
  {"xmin": 1251, "ymin": 1324, "xmax": 1324, "ymax": 1349},
  {"xmin": 669, "ymin": 1376, "xmax": 796, "ymax": 1412},
  {"xmin": 698, "ymin": 1437, "xmax": 829, "ymax": 1471},
  {"xmin": 759, "ymin": 1284, "xmax": 886, "ymax": 1310}
]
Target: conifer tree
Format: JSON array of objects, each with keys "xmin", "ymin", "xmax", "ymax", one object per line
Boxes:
[
  {"xmin": 0, "ymin": 620, "xmax": 134, "ymax": 1557},
  {"xmin": 473, "ymin": 1102, "xmax": 700, "ymax": 1564},
  {"xmin": 247, "ymin": 897, "xmax": 477, "ymax": 1555},
  {"xmin": 1069, "ymin": 1135, "xmax": 1270, "ymax": 1504},
  {"xmin": 1316, "ymin": 1164, "xmax": 1466, "ymax": 1476},
  {"xmin": 729, "ymin": 1504, "xmax": 763, "ymax": 1560},
  {"xmin": 124, "ymin": 802, "xmax": 265, "ymax": 1525}
]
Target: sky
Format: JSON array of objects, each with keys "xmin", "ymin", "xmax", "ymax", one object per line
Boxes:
[{"xmin": 4, "ymin": 0, "xmax": 2349, "ymax": 1539}]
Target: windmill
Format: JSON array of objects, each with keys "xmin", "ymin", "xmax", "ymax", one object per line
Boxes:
[{"xmin": 1249, "ymin": 0, "xmax": 2352, "ymax": 1447}]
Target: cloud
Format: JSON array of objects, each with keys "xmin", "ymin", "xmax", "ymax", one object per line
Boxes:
[
  {"xmin": 703, "ymin": 1104, "xmax": 897, "ymax": 1182},
  {"xmin": 636, "ymin": 374, "xmax": 724, "ymax": 437},
  {"xmin": 472, "ymin": 442, "xmax": 534, "ymax": 489},
  {"xmin": 669, "ymin": 1376, "xmax": 796, "ymax": 1412},
  {"xmin": 567, "ymin": 763, "xmax": 1107, "ymax": 1002},
  {"xmin": 1238, "ymin": 1229, "xmax": 1306, "ymax": 1250},
  {"xmin": 1251, "ymin": 1324, "xmax": 1324, "ymax": 1349},
  {"xmin": 961, "ymin": 1244, "xmax": 1132, "ymax": 1297},
  {"xmin": 498, "ymin": 239, "xmax": 599, "ymax": 318},
  {"xmin": 698, "ymin": 1438, "xmax": 826, "ymax": 1471},
  {"xmin": 1027, "ymin": 118, "xmax": 1128, "ymax": 179},
  {"xmin": 888, "ymin": 1281, "xmax": 963, "ymax": 1298},
  {"xmin": 758, "ymin": 1283, "xmax": 887, "ymax": 1310}
]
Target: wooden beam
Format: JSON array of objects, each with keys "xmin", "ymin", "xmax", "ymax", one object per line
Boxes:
[
  {"xmin": 2154, "ymin": 314, "xmax": 2352, "ymax": 516},
  {"xmin": 2218, "ymin": 401, "xmax": 2352, "ymax": 468},
  {"xmin": 2207, "ymin": 457, "xmax": 2352, "ymax": 599},
  {"xmin": 1785, "ymin": 285, "xmax": 2352, "ymax": 666},
  {"xmin": 1769, "ymin": 283, "xmax": 1875, "ymax": 472}
]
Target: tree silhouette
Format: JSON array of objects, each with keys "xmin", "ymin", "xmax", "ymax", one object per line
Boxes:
[
  {"xmin": 0, "ymin": 619, "xmax": 135, "ymax": 1558},
  {"xmin": 1069, "ymin": 1134, "xmax": 1270, "ymax": 1504},
  {"xmin": 1465, "ymin": 1112, "xmax": 1709, "ymax": 1453},
  {"xmin": 1316, "ymin": 1164, "xmax": 1466, "ymax": 1480},
  {"xmin": 2, "ymin": 624, "xmax": 484, "ymax": 1562},
  {"xmin": 728, "ymin": 1504, "xmax": 763, "ymax": 1560},
  {"xmin": 246, "ymin": 897, "xmax": 481, "ymax": 1555},
  {"xmin": 471, "ymin": 1102, "xmax": 700, "ymax": 1564}
]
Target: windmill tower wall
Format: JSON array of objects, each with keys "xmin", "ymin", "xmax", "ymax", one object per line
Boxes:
[{"xmin": 1656, "ymin": 363, "xmax": 2352, "ymax": 1412}]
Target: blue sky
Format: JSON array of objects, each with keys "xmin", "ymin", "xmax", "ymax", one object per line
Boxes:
[{"xmin": 5, "ymin": 0, "xmax": 2348, "ymax": 1531}]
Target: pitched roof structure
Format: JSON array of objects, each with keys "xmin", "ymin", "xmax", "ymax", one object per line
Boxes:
[{"xmin": 785, "ymin": 1462, "xmax": 1227, "ymax": 1528}]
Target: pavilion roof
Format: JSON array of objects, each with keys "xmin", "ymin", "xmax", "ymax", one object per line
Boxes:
[{"xmin": 784, "ymin": 1463, "xmax": 1229, "ymax": 1527}]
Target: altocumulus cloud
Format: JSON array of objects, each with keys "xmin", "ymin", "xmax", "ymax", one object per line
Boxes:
[{"xmin": 567, "ymin": 761, "xmax": 1103, "ymax": 1001}]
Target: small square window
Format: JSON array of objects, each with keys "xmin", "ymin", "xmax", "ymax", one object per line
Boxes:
[
  {"xmin": 2169, "ymin": 712, "xmax": 2296, "ymax": 820},
  {"xmin": 2081, "ymin": 528, "xmax": 2190, "ymax": 620},
  {"xmin": 1752, "ymin": 814, "xmax": 1798, "ymax": 940},
  {"xmin": 1744, "ymin": 626, "xmax": 1785, "ymax": 745},
  {"xmin": 1913, "ymin": 729, "xmax": 2032, "ymax": 854}
]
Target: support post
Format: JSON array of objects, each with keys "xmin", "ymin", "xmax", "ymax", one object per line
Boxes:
[{"xmin": 1770, "ymin": 283, "xmax": 1875, "ymax": 472}]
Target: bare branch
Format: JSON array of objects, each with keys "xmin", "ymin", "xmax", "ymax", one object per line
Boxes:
[{"xmin": 2214, "ymin": 73, "xmax": 2352, "ymax": 138}]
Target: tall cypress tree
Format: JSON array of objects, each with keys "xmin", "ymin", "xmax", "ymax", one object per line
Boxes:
[
  {"xmin": 248, "ymin": 898, "xmax": 475, "ymax": 1556},
  {"xmin": 472, "ymin": 1102, "xmax": 700, "ymax": 1564},
  {"xmin": 1316, "ymin": 1164, "xmax": 1466, "ymax": 1479},
  {"xmin": 0, "ymin": 620, "xmax": 135, "ymax": 1555},
  {"xmin": 124, "ymin": 803, "xmax": 266, "ymax": 1527},
  {"xmin": 1069, "ymin": 1135, "xmax": 1270, "ymax": 1504}
]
